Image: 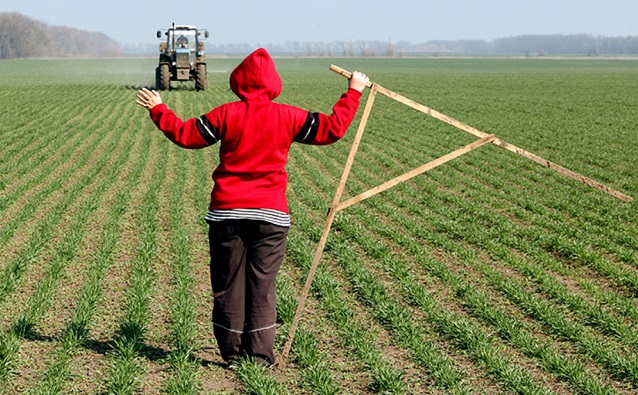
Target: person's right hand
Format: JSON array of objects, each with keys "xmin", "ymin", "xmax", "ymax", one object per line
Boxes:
[
  {"xmin": 349, "ymin": 71, "xmax": 370, "ymax": 92},
  {"xmin": 136, "ymin": 88, "xmax": 163, "ymax": 111}
]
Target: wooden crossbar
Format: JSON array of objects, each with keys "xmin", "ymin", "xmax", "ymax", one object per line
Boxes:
[{"xmin": 335, "ymin": 134, "xmax": 496, "ymax": 213}]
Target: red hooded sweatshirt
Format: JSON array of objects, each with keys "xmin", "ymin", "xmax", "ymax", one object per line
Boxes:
[{"xmin": 149, "ymin": 48, "xmax": 362, "ymax": 214}]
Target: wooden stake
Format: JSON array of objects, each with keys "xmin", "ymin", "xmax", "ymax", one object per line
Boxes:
[{"xmin": 329, "ymin": 65, "xmax": 632, "ymax": 202}]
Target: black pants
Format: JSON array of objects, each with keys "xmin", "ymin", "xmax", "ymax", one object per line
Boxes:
[{"xmin": 208, "ymin": 220, "xmax": 288, "ymax": 365}]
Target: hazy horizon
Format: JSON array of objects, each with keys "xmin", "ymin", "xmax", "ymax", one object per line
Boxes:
[{"xmin": 3, "ymin": 0, "xmax": 638, "ymax": 46}]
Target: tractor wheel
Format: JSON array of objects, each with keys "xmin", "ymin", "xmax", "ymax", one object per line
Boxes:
[
  {"xmin": 158, "ymin": 64, "xmax": 170, "ymax": 91},
  {"xmin": 196, "ymin": 64, "xmax": 208, "ymax": 91}
]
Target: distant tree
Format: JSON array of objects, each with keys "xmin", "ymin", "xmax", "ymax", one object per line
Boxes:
[
  {"xmin": 0, "ymin": 12, "xmax": 49, "ymax": 58},
  {"xmin": 387, "ymin": 39, "xmax": 395, "ymax": 57},
  {"xmin": 0, "ymin": 12, "xmax": 121, "ymax": 58},
  {"xmin": 359, "ymin": 40, "xmax": 368, "ymax": 57}
]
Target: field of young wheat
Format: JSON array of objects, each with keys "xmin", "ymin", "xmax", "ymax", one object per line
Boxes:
[{"xmin": 0, "ymin": 56, "xmax": 636, "ymax": 394}]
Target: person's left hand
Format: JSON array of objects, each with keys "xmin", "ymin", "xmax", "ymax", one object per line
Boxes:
[
  {"xmin": 136, "ymin": 88, "xmax": 163, "ymax": 110},
  {"xmin": 349, "ymin": 71, "xmax": 370, "ymax": 93}
]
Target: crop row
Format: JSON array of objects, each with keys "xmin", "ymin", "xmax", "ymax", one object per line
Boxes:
[
  {"xmin": 1, "ymin": 58, "xmax": 636, "ymax": 394},
  {"xmin": 0, "ymin": 90, "xmax": 144, "ymax": 392},
  {"xmin": 283, "ymin": 100, "xmax": 637, "ymax": 393},
  {"xmin": 289, "ymin": 148, "xmax": 550, "ymax": 394}
]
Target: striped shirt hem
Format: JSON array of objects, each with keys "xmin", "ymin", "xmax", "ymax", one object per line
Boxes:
[{"xmin": 205, "ymin": 208, "xmax": 291, "ymax": 228}]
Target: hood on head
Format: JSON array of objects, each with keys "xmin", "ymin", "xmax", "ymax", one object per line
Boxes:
[{"xmin": 229, "ymin": 48, "xmax": 282, "ymax": 101}]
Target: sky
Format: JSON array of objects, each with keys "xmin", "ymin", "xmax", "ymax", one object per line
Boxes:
[{"xmin": 3, "ymin": 0, "xmax": 638, "ymax": 46}]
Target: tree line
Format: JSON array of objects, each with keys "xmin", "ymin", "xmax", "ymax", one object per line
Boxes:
[
  {"xmin": 274, "ymin": 35, "xmax": 638, "ymax": 57},
  {"xmin": 0, "ymin": 12, "xmax": 122, "ymax": 59},
  {"xmin": 3, "ymin": 11, "xmax": 638, "ymax": 59},
  {"xmin": 143, "ymin": 35, "xmax": 638, "ymax": 57}
]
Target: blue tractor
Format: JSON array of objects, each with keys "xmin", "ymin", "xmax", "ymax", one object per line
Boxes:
[{"xmin": 156, "ymin": 23, "xmax": 209, "ymax": 91}]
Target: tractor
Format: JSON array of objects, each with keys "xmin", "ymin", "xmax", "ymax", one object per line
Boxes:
[{"xmin": 156, "ymin": 23, "xmax": 209, "ymax": 91}]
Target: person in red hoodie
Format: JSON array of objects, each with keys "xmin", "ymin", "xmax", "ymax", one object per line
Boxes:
[{"xmin": 136, "ymin": 48, "xmax": 369, "ymax": 367}]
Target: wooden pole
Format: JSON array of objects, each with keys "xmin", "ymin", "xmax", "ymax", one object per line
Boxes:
[
  {"xmin": 329, "ymin": 64, "xmax": 632, "ymax": 202},
  {"xmin": 278, "ymin": 85, "xmax": 379, "ymax": 367}
]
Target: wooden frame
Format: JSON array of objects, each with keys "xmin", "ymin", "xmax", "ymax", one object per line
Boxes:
[{"xmin": 278, "ymin": 65, "xmax": 632, "ymax": 367}]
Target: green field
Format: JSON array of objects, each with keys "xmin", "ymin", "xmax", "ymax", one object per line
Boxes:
[{"xmin": 0, "ymin": 56, "xmax": 637, "ymax": 394}]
